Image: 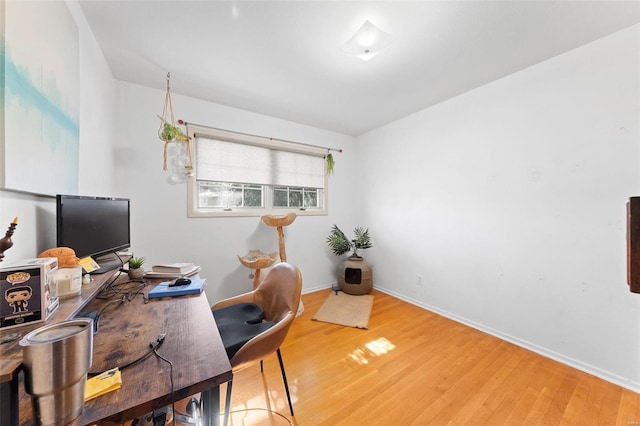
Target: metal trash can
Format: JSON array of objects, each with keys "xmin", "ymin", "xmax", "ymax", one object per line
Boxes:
[{"xmin": 19, "ymin": 318, "xmax": 93, "ymax": 426}]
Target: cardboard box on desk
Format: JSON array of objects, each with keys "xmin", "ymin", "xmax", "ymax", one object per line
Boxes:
[{"xmin": 0, "ymin": 258, "xmax": 59, "ymax": 330}]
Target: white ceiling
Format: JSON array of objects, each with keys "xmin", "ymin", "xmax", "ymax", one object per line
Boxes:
[{"xmin": 78, "ymin": 1, "xmax": 640, "ymax": 136}]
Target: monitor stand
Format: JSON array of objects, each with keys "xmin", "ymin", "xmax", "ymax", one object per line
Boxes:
[{"xmin": 91, "ymin": 252, "xmax": 124, "ymax": 275}]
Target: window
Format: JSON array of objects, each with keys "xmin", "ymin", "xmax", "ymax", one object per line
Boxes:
[
  {"xmin": 187, "ymin": 125, "xmax": 328, "ymax": 217},
  {"xmin": 273, "ymin": 186, "xmax": 319, "ymax": 208}
]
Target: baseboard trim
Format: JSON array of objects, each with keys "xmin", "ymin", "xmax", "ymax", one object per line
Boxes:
[
  {"xmin": 371, "ymin": 285, "xmax": 640, "ymax": 393},
  {"xmin": 302, "ymin": 283, "xmax": 334, "ymax": 295}
]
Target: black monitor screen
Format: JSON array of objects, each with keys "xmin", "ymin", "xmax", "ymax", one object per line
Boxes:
[{"xmin": 56, "ymin": 195, "xmax": 131, "ymax": 260}]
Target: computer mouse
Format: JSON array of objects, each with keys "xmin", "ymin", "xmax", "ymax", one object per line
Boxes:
[{"xmin": 170, "ymin": 277, "xmax": 191, "ymax": 287}]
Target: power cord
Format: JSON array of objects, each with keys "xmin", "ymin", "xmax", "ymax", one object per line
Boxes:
[
  {"xmin": 88, "ymin": 333, "xmax": 166, "ymax": 377},
  {"xmin": 150, "ymin": 333, "xmax": 166, "ymax": 349},
  {"xmin": 78, "ymin": 294, "xmax": 128, "ymax": 337},
  {"xmin": 91, "ymin": 278, "xmax": 148, "ymax": 334},
  {"xmin": 87, "ymin": 333, "xmax": 177, "ymax": 426},
  {"xmin": 95, "ymin": 270, "xmax": 123, "ymax": 298},
  {"xmin": 150, "ymin": 335, "xmax": 176, "ymax": 426},
  {"xmin": 97, "ymin": 276, "xmax": 147, "ymax": 302}
]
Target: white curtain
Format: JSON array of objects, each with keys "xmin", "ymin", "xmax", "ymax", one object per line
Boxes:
[{"xmin": 195, "ymin": 137, "xmax": 325, "ymax": 188}]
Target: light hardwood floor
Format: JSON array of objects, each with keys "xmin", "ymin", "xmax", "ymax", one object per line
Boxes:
[{"xmin": 217, "ymin": 289, "xmax": 640, "ymax": 425}]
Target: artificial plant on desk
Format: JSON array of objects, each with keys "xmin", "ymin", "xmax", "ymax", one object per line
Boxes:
[{"xmin": 128, "ymin": 257, "xmax": 146, "ymax": 280}]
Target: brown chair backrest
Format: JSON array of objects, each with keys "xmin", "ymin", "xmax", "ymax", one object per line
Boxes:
[
  {"xmin": 229, "ymin": 262, "xmax": 302, "ymax": 370},
  {"xmin": 254, "ymin": 262, "xmax": 302, "ymax": 323}
]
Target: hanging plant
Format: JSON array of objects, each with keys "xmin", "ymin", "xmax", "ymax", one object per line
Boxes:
[
  {"xmin": 326, "ymin": 149, "xmax": 342, "ymax": 174},
  {"xmin": 158, "ymin": 73, "xmax": 192, "ymax": 173},
  {"xmin": 326, "ymin": 152, "xmax": 335, "ymax": 175},
  {"xmin": 158, "ymin": 118, "xmax": 190, "ymax": 142}
]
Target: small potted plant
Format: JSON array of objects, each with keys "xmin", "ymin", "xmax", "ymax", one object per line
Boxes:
[
  {"xmin": 128, "ymin": 256, "xmax": 146, "ymax": 280},
  {"xmin": 326, "ymin": 225, "xmax": 373, "ymax": 295}
]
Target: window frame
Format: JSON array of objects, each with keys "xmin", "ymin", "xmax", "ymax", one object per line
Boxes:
[{"xmin": 186, "ymin": 125, "xmax": 329, "ymax": 218}]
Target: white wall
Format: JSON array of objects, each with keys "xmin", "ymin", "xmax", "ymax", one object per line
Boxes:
[
  {"xmin": 6, "ymin": 0, "xmax": 639, "ymax": 392},
  {"xmin": 0, "ymin": 0, "xmax": 357, "ymax": 303},
  {"xmin": 0, "ymin": 0, "xmax": 117, "ymax": 262},
  {"xmin": 357, "ymin": 25, "xmax": 640, "ymax": 390},
  {"xmin": 111, "ymin": 81, "xmax": 356, "ymax": 302}
]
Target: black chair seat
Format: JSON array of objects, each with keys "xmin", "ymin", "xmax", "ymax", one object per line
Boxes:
[
  {"xmin": 213, "ymin": 303, "xmax": 275, "ymax": 359},
  {"xmin": 213, "ymin": 302, "xmax": 265, "ymax": 326}
]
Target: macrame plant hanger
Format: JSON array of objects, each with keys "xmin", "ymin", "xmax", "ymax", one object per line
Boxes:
[{"xmin": 158, "ymin": 72, "xmax": 192, "ymax": 174}]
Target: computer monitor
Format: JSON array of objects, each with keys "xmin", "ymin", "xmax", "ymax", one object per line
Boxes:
[{"xmin": 56, "ymin": 194, "xmax": 131, "ymax": 274}]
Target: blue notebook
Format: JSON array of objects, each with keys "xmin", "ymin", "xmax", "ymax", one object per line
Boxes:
[{"xmin": 148, "ymin": 278, "xmax": 206, "ymax": 299}]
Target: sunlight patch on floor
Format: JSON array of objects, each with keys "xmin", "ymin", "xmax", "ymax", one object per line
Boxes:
[{"xmin": 347, "ymin": 337, "xmax": 396, "ymax": 365}]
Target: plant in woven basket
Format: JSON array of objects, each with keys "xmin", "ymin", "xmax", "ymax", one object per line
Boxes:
[{"xmin": 326, "ymin": 225, "xmax": 372, "ymax": 259}]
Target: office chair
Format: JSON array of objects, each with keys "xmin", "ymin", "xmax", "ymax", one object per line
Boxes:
[{"xmin": 212, "ymin": 262, "xmax": 302, "ymax": 426}]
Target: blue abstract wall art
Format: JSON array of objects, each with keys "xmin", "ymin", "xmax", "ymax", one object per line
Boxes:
[{"xmin": 1, "ymin": 1, "xmax": 79, "ymax": 195}]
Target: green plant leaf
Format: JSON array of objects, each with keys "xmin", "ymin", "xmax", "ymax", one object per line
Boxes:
[
  {"xmin": 128, "ymin": 256, "xmax": 145, "ymax": 269},
  {"xmin": 326, "ymin": 225, "xmax": 372, "ymax": 257},
  {"xmin": 326, "ymin": 224, "xmax": 351, "ymax": 256},
  {"xmin": 326, "ymin": 153, "xmax": 335, "ymax": 175},
  {"xmin": 352, "ymin": 226, "xmax": 372, "ymax": 250}
]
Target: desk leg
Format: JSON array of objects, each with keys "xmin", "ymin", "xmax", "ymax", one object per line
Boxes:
[
  {"xmin": 0, "ymin": 374, "xmax": 18, "ymax": 426},
  {"xmin": 201, "ymin": 385, "xmax": 220, "ymax": 426}
]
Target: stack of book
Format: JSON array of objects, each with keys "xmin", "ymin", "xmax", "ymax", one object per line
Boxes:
[{"xmin": 144, "ymin": 262, "xmax": 201, "ymax": 279}]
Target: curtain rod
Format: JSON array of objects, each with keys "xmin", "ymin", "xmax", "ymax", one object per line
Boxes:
[{"xmin": 179, "ymin": 120, "xmax": 343, "ymax": 154}]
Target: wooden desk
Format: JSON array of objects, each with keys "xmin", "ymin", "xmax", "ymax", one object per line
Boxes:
[
  {"xmin": 1, "ymin": 272, "xmax": 232, "ymax": 426},
  {"xmin": 0, "ymin": 269, "xmax": 119, "ymax": 426}
]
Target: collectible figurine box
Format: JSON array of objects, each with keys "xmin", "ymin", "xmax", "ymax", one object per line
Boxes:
[{"xmin": 0, "ymin": 258, "xmax": 58, "ymax": 329}]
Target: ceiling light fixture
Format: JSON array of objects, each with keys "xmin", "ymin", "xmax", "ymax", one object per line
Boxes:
[{"xmin": 341, "ymin": 20, "xmax": 393, "ymax": 61}]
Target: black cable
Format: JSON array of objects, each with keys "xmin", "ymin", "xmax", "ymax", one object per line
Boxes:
[
  {"xmin": 152, "ymin": 338, "xmax": 176, "ymax": 426},
  {"xmin": 97, "ymin": 295, "xmax": 126, "ymax": 316},
  {"xmin": 92, "ymin": 295, "xmax": 127, "ymax": 333},
  {"xmin": 87, "ymin": 346, "xmax": 153, "ymax": 377},
  {"xmin": 88, "ymin": 334, "xmax": 165, "ymax": 377},
  {"xmin": 85, "ymin": 277, "xmax": 153, "ymax": 377},
  {"xmin": 95, "ymin": 270, "xmax": 123, "ymax": 299},
  {"xmin": 118, "ymin": 347, "xmax": 154, "ymax": 370},
  {"xmin": 152, "ymin": 347, "xmax": 173, "ymax": 391},
  {"xmin": 97, "ymin": 276, "xmax": 147, "ymax": 301}
]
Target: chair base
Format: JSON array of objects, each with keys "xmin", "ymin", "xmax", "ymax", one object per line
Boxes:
[{"xmin": 222, "ymin": 348, "xmax": 294, "ymax": 426}]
